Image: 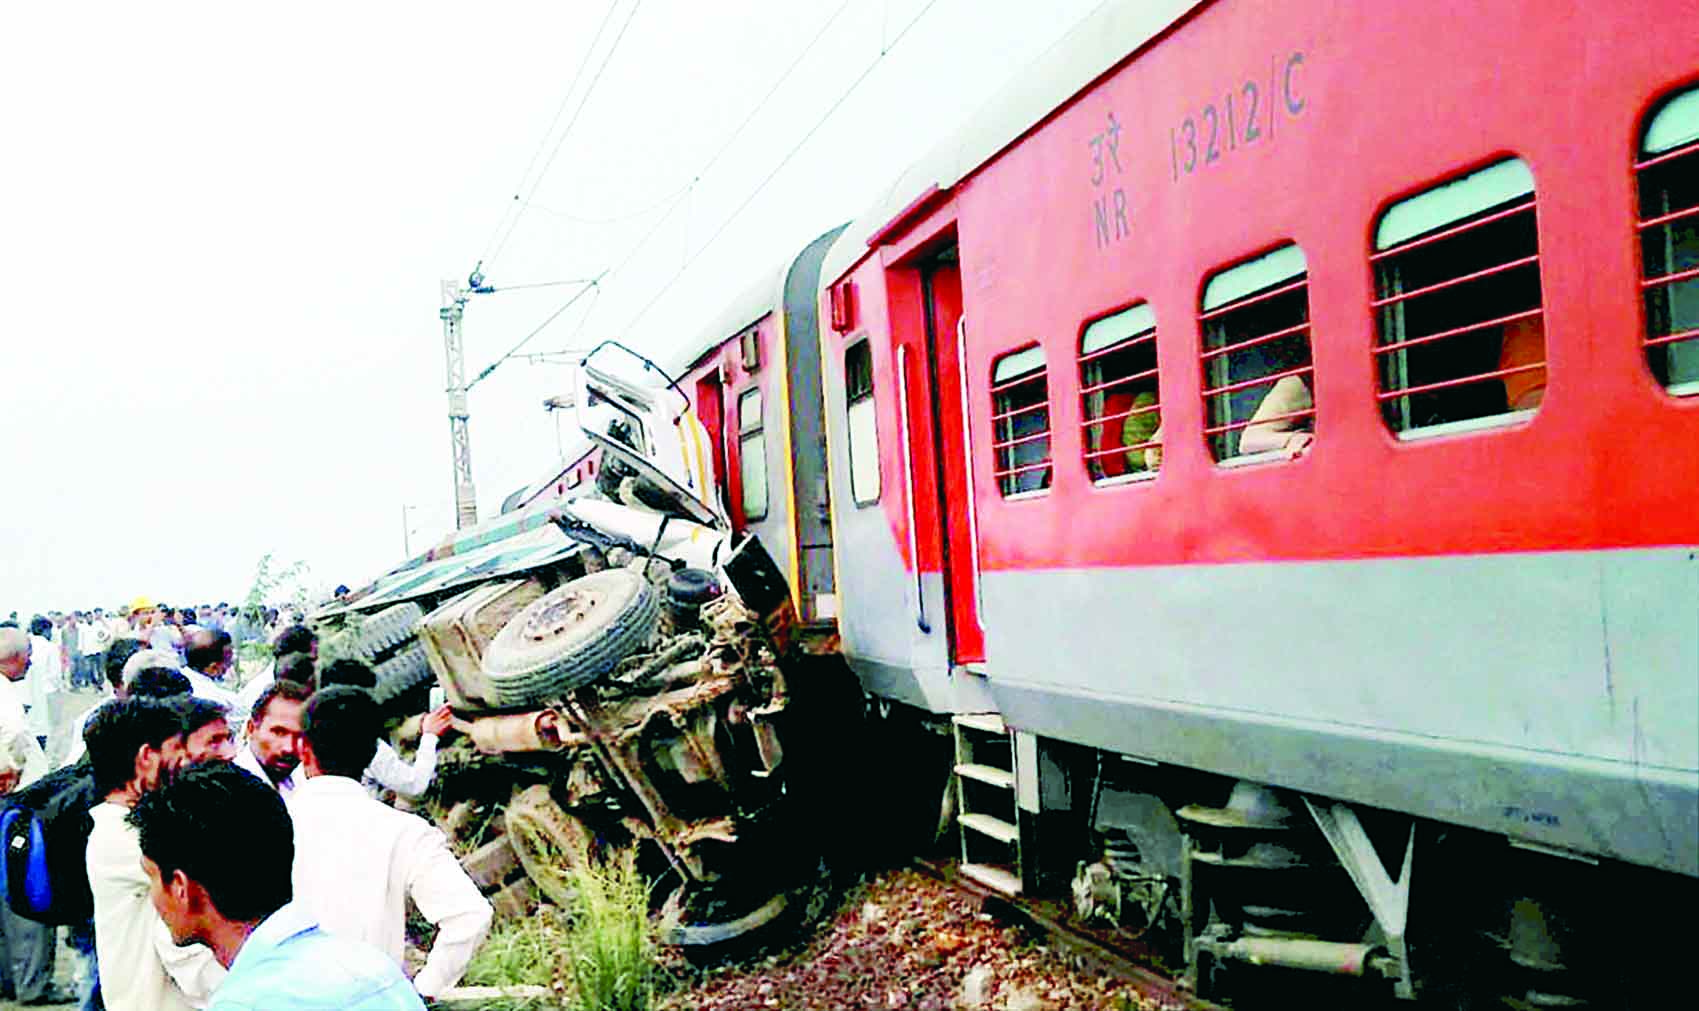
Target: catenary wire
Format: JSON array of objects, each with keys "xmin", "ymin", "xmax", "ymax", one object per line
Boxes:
[
  {"xmin": 479, "ymin": 0, "xmax": 622, "ymax": 269},
  {"xmin": 619, "ymin": 0, "xmax": 942, "ymax": 334}
]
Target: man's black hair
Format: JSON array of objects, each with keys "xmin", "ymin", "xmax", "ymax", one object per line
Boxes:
[
  {"xmin": 27, "ymin": 615, "xmax": 51, "ymax": 639},
  {"xmin": 127, "ymin": 667, "xmax": 192, "ymax": 699},
  {"xmin": 127, "ymin": 763, "xmax": 292, "ymax": 924},
  {"xmin": 104, "ymin": 639, "xmax": 148, "ymax": 690},
  {"xmin": 249, "ymin": 678, "xmax": 312, "ymax": 727},
  {"xmin": 317, "ymin": 658, "xmax": 376, "ymax": 691},
  {"xmin": 301, "ymin": 686, "xmax": 380, "ymax": 779},
  {"xmin": 272, "ymin": 624, "xmax": 315, "ymax": 657},
  {"xmin": 84, "ymin": 698, "xmax": 187, "ymax": 797},
  {"xmin": 273, "ymin": 651, "xmax": 315, "ymax": 687},
  {"xmin": 185, "ymin": 629, "xmax": 232, "ymax": 672},
  {"xmin": 176, "ymin": 696, "xmax": 229, "ymax": 736}
]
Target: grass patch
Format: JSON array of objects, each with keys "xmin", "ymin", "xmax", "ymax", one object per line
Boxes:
[
  {"xmin": 564, "ymin": 848, "xmax": 657, "ymax": 1011},
  {"xmin": 461, "ymin": 909, "xmax": 563, "ymax": 1009}
]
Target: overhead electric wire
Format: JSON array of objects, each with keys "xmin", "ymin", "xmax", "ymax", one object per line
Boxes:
[
  {"xmin": 479, "ymin": 0, "xmax": 622, "ymax": 269},
  {"xmin": 469, "ymin": 273, "xmax": 606, "ymax": 388},
  {"xmin": 620, "ymin": 0, "xmax": 943, "ymax": 334},
  {"xmin": 483, "ymin": 0, "xmax": 644, "ymax": 273},
  {"xmin": 527, "ymin": 182, "xmax": 694, "ymax": 226}
]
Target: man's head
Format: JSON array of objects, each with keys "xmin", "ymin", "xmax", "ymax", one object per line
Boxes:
[
  {"xmin": 179, "ymin": 698, "xmax": 236, "ymax": 765},
  {"xmin": 127, "ymin": 666, "xmax": 192, "ymax": 700},
  {"xmin": 272, "ymin": 624, "xmax": 316, "ymax": 661},
  {"xmin": 0, "ymin": 627, "xmax": 30, "ymax": 682},
  {"xmin": 27, "ymin": 615, "xmax": 51, "ymax": 640},
  {"xmin": 246, "ymin": 680, "xmax": 312, "ymax": 785},
  {"xmin": 129, "ymin": 763, "xmax": 293, "ymax": 950},
  {"xmin": 185, "ymin": 629, "xmax": 234, "ymax": 676},
  {"xmin": 103, "ymin": 638, "xmax": 148, "ymax": 695},
  {"xmin": 273, "ymin": 651, "xmax": 316, "ymax": 687},
  {"xmin": 300, "ymin": 686, "xmax": 380, "ymax": 780},
  {"xmin": 84, "ymin": 697, "xmax": 188, "ymax": 799},
  {"xmin": 317, "ymin": 658, "xmax": 376, "ymax": 691}
]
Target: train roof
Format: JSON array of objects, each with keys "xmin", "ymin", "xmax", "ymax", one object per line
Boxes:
[
  {"xmin": 661, "ymin": 265, "xmax": 783, "ymax": 378},
  {"xmin": 821, "ymin": 0, "xmax": 1206, "ymax": 285}
]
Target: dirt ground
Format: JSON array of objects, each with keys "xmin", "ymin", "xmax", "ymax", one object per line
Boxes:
[{"xmin": 656, "ymin": 868, "xmax": 1187, "ymax": 1011}]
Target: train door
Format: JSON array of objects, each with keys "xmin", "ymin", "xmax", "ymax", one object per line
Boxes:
[
  {"xmin": 913, "ymin": 245, "xmax": 985, "ymax": 663},
  {"xmin": 694, "ymin": 366, "xmax": 730, "ymax": 521}
]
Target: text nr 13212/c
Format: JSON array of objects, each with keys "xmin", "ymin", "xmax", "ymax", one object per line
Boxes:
[{"xmin": 1168, "ymin": 50, "xmax": 1307, "ymax": 182}]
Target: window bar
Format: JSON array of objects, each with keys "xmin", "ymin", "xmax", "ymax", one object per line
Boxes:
[
  {"xmin": 1633, "ymin": 140, "xmax": 1699, "ymax": 172},
  {"xmin": 991, "ymin": 429, "xmax": 1053, "ymax": 453},
  {"xmin": 1077, "ymin": 334, "xmax": 1156, "ymax": 366},
  {"xmin": 1202, "ymin": 407, "xmax": 1316, "ymax": 437},
  {"xmin": 1084, "ymin": 439, "xmax": 1163, "ymax": 462},
  {"xmin": 1372, "ymin": 307, "xmax": 1544, "ymax": 356},
  {"xmin": 1079, "ymin": 366, "xmax": 1161, "ymax": 397},
  {"xmin": 991, "ymin": 459, "xmax": 1054, "ymax": 480},
  {"xmin": 1196, "ymin": 277, "xmax": 1308, "ymax": 322},
  {"xmin": 1637, "ymin": 202, "xmax": 1699, "ymax": 231},
  {"xmin": 1202, "ymin": 363, "xmax": 1315, "ymax": 399},
  {"xmin": 989, "ymin": 371, "xmax": 1047, "ymax": 396},
  {"xmin": 1367, "ymin": 199, "xmax": 1537, "ymax": 262},
  {"xmin": 990, "ymin": 400, "xmax": 1050, "ymax": 425},
  {"xmin": 1641, "ymin": 263, "xmax": 1699, "ymax": 290},
  {"xmin": 1199, "ymin": 319, "xmax": 1312, "ymax": 362},
  {"xmin": 1645, "ymin": 326, "xmax": 1699, "ymax": 349},
  {"xmin": 1080, "ymin": 401, "xmax": 1161, "ymax": 431},
  {"xmin": 1370, "ymin": 254, "xmax": 1540, "ymax": 308},
  {"xmin": 1374, "ymin": 361, "xmax": 1546, "ymax": 402}
]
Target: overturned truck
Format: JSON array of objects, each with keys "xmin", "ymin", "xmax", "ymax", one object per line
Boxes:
[{"xmin": 313, "ymin": 343, "xmax": 841, "ymax": 949}]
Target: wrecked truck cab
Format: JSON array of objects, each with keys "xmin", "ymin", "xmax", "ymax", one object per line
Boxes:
[{"xmin": 322, "ymin": 343, "xmax": 828, "ymax": 953}]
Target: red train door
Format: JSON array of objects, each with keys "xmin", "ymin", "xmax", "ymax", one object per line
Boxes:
[{"xmin": 917, "ymin": 248, "xmax": 985, "ymax": 663}]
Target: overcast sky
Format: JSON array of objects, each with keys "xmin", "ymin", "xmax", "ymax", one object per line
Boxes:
[{"xmin": 1, "ymin": 0, "xmax": 1103, "ymax": 614}]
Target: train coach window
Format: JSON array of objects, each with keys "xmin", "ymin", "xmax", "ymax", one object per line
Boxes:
[
  {"xmin": 990, "ymin": 345, "xmax": 1051, "ymax": 496},
  {"xmin": 1638, "ymin": 85, "xmax": 1699, "ymax": 395},
  {"xmin": 1200, "ymin": 244, "xmax": 1314, "ymax": 463},
  {"xmin": 738, "ymin": 387, "xmax": 768, "ymax": 522},
  {"xmin": 1372, "ymin": 157, "xmax": 1545, "ymax": 437},
  {"xmin": 845, "ymin": 340, "xmax": 880, "ymax": 504},
  {"xmin": 1079, "ymin": 303, "xmax": 1160, "ymax": 482}
]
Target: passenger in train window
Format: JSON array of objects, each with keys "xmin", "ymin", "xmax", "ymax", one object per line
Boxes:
[
  {"xmin": 1499, "ymin": 316, "xmax": 1547, "ymax": 410},
  {"xmin": 1121, "ymin": 392, "xmax": 1162, "ymax": 471},
  {"xmin": 1236, "ymin": 375, "xmax": 1314, "ymax": 455}
]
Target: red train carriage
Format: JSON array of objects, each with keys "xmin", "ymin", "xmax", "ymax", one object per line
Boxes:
[
  {"xmin": 666, "ymin": 226, "xmax": 846, "ymax": 635},
  {"xmin": 801, "ymin": 0, "xmax": 1697, "ymax": 1002}
]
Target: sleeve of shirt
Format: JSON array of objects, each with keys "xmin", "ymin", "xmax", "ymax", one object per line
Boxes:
[
  {"xmin": 406, "ymin": 825, "xmax": 493, "ymax": 998},
  {"xmin": 367, "ymin": 735, "xmax": 439, "ymax": 799}
]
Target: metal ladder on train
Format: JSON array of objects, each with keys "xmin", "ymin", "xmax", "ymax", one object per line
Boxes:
[{"xmin": 953, "ymin": 713, "xmax": 1022, "ymax": 895}]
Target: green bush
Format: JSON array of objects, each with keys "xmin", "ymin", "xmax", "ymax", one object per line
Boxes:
[{"xmin": 564, "ymin": 849, "xmax": 656, "ymax": 1011}]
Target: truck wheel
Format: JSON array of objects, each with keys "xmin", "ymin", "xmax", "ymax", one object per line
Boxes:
[
  {"xmin": 371, "ymin": 641, "xmax": 432, "ymax": 703},
  {"xmin": 482, "ymin": 570, "xmax": 659, "ymax": 705},
  {"xmin": 505, "ymin": 784, "xmax": 595, "ymax": 907},
  {"xmin": 322, "ymin": 602, "xmax": 424, "ymax": 665}
]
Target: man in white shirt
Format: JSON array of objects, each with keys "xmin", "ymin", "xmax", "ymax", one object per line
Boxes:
[
  {"xmin": 233, "ymin": 679, "xmax": 311, "ymax": 796},
  {"xmin": 318, "ymin": 659, "xmax": 450, "ymax": 798},
  {"xmin": 182, "ymin": 629, "xmax": 240, "ymax": 711},
  {"xmin": 0, "ymin": 627, "xmax": 49, "ymax": 788},
  {"xmin": 290, "ymin": 687, "xmax": 490, "ymax": 1001},
  {"xmin": 83, "ymin": 697, "xmax": 225, "ymax": 1011},
  {"xmin": 24, "ymin": 616, "xmax": 61, "ymax": 745},
  {"xmin": 0, "ymin": 626, "xmax": 56, "ymax": 1002}
]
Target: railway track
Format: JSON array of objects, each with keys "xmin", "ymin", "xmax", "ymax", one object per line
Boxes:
[{"xmin": 913, "ymin": 858, "xmax": 1226, "ymax": 1011}]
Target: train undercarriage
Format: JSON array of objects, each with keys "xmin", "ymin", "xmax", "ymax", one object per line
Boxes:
[{"xmin": 860, "ymin": 701, "xmax": 1695, "ymax": 1010}]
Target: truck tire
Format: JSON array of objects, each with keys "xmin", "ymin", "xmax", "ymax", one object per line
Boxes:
[
  {"xmin": 371, "ymin": 640, "xmax": 432, "ymax": 702},
  {"xmin": 481, "ymin": 570, "xmax": 659, "ymax": 705},
  {"xmin": 322, "ymin": 602, "xmax": 424, "ymax": 665},
  {"xmin": 505, "ymin": 785, "xmax": 595, "ymax": 908}
]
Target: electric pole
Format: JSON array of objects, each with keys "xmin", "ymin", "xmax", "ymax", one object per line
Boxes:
[{"xmin": 440, "ymin": 279, "xmax": 478, "ymax": 530}]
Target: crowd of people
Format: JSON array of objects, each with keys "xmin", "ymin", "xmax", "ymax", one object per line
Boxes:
[{"xmin": 0, "ymin": 599, "xmax": 485, "ymax": 1011}]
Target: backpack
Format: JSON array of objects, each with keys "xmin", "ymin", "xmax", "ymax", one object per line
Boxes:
[{"xmin": 1, "ymin": 759, "xmax": 99, "ymax": 924}]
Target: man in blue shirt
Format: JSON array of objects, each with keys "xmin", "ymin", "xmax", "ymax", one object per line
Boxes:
[{"xmin": 126, "ymin": 763, "xmax": 424, "ymax": 1011}]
